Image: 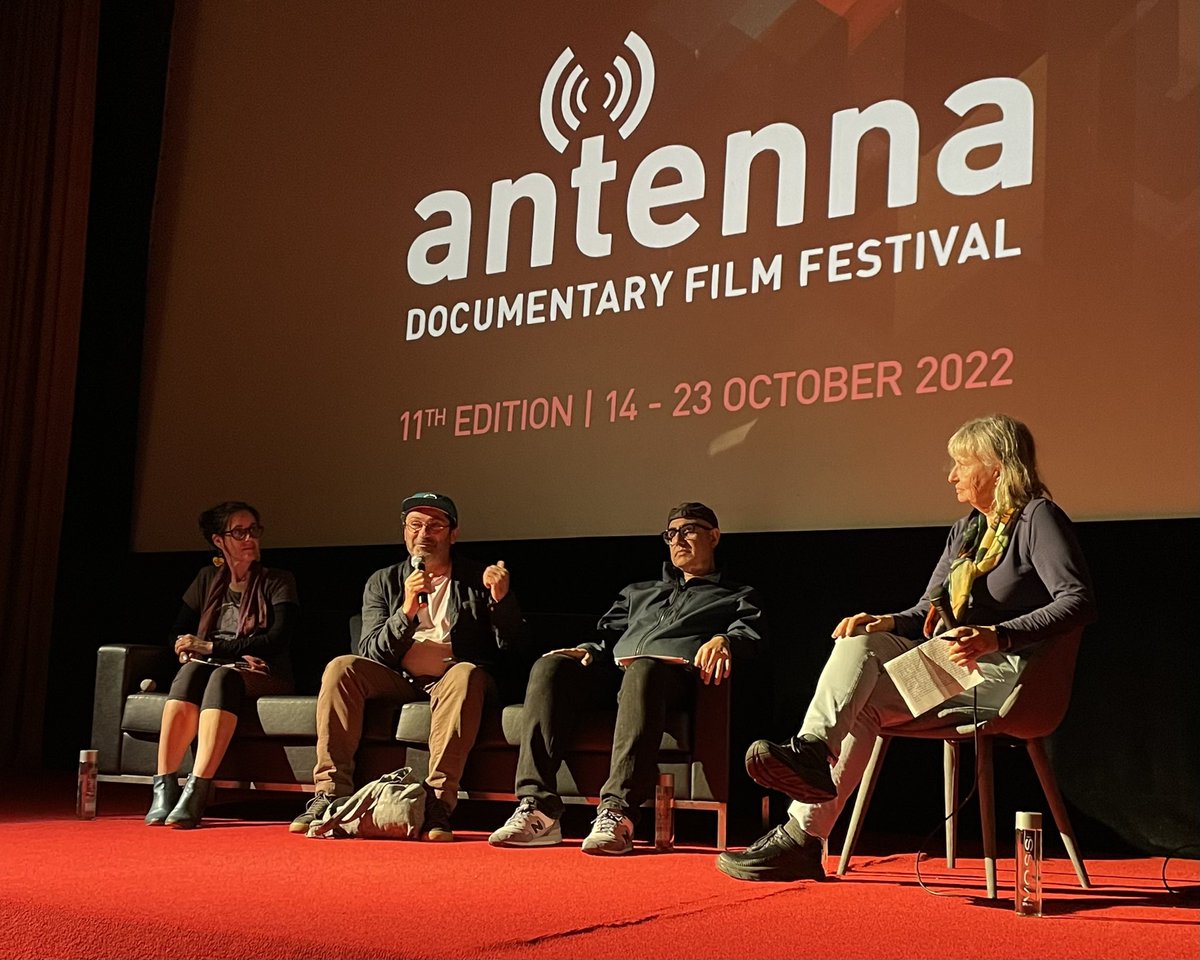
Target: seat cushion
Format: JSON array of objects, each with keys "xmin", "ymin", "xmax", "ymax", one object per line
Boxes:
[
  {"xmin": 122, "ymin": 694, "xmax": 399, "ymax": 742},
  {"xmin": 257, "ymin": 696, "xmax": 399, "ymax": 740},
  {"xmin": 394, "ymin": 701, "xmax": 691, "ymax": 752}
]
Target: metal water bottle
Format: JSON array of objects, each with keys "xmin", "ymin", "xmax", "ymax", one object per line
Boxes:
[
  {"xmin": 1014, "ymin": 811, "xmax": 1043, "ymax": 916},
  {"xmin": 654, "ymin": 772, "xmax": 674, "ymax": 851},
  {"xmin": 76, "ymin": 749, "xmax": 98, "ymax": 820}
]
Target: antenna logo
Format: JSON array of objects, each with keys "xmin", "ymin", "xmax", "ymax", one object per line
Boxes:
[
  {"xmin": 540, "ymin": 31, "xmax": 655, "ymax": 153},
  {"xmin": 405, "ymin": 33, "xmax": 1034, "ymax": 291}
]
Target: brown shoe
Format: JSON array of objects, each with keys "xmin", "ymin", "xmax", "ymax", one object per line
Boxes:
[
  {"xmin": 423, "ymin": 795, "xmax": 454, "ymax": 842},
  {"xmin": 290, "ymin": 791, "xmax": 333, "ymax": 834}
]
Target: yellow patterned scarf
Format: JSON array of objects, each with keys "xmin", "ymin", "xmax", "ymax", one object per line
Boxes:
[{"xmin": 945, "ymin": 508, "xmax": 1017, "ymax": 621}]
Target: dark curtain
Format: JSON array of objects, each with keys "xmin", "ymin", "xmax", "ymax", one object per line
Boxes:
[{"xmin": 0, "ymin": 0, "xmax": 100, "ymax": 765}]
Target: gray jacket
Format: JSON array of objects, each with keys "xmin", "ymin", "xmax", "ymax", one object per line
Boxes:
[{"xmin": 357, "ymin": 553, "xmax": 526, "ymax": 673}]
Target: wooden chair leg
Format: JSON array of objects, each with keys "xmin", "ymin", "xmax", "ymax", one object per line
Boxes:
[
  {"xmin": 836, "ymin": 735, "xmax": 889, "ymax": 876},
  {"xmin": 1026, "ymin": 738, "xmax": 1091, "ymax": 888},
  {"xmin": 977, "ymin": 736, "xmax": 997, "ymax": 898},
  {"xmin": 944, "ymin": 740, "xmax": 959, "ymax": 868}
]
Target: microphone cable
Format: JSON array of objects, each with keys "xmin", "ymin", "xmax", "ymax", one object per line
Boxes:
[
  {"xmin": 914, "ymin": 684, "xmax": 981, "ymax": 897},
  {"xmin": 1160, "ymin": 842, "xmax": 1200, "ymax": 899}
]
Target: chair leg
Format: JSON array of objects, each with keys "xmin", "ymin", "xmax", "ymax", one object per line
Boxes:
[
  {"xmin": 977, "ymin": 736, "xmax": 997, "ymax": 898},
  {"xmin": 716, "ymin": 804, "xmax": 727, "ymax": 852},
  {"xmin": 1026, "ymin": 738, "xmax": 1091, "ymax": 889},
  {"xmin": 944, "ymin": 740, "xmax": 959, "ymax": 868},
  {"xmin": 836, "ymin": 735, "xmax": 889, "ymax": 876}
]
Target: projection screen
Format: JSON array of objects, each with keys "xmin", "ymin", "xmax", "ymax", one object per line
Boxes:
[{"xmin": 134, "ymin": 0, "xmax": 1199, "ymax": 548}]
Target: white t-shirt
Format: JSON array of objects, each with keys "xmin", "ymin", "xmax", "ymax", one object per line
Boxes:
[{"xmin": 401, "ymin": 569, "xmax": 453, "ymax": 678}]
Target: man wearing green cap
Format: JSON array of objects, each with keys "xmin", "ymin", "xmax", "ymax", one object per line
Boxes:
[{"xmin": 290, "ymin": 492, "xmax": 525, "ymax": 839}]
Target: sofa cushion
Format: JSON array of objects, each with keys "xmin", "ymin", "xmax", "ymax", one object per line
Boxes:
[
  {"xmin": 394, "ymin": 701, "xmax": 692, "ymax": 753},
  {"xmin": 123, "ymin": 694, "xmax": 399, "ymax": 742}
]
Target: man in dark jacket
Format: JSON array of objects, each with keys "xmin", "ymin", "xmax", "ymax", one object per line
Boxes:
[
  {"xmin": 290, "ymin": 492, "xmax": 525, "ymax": 839},
  {"xmin": 488, "ymin": 502, "xmax": 766, "ymax": 854}
]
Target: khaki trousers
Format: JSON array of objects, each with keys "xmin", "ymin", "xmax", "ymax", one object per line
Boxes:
[
  {"xmin": 789, "ymin": 631, "xmax": 1021, "ymax": 840},
  {"xmin": 313, "ymin": 654, "xmax": 494, "ymax": 807}
]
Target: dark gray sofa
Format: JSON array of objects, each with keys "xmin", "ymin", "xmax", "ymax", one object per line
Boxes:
[{"xmin": 90, "ymin": 613, "xmax": 733, "ymax": 846}]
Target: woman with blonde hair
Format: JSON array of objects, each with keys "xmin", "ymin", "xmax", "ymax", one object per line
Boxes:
[{"xmin": 718, "ymin": 413, "xmax": 1096, "ymax": 881}]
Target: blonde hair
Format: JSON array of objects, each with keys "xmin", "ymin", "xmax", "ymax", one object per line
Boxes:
[{"xmin": 947, "ymin": 414, "xmax": 1047, "ymax": 516}]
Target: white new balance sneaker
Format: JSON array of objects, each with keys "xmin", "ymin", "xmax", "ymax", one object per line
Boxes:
[
  {"xmin": 581, "ymin": 806, "xmax": 634, "ymax": 855},
  {"xmin": 488, "ymin": 797, "xmax": 563, "ymax": 847}
]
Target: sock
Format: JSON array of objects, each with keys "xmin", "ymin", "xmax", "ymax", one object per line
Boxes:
[{"xmin": 782, "ymin": 818, "xmax": 813, "ymax": 845}]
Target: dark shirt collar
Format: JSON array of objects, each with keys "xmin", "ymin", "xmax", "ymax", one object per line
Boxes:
[{"xmin": 662, "ymin": 561, "xmax": 722, "ymax": 586}]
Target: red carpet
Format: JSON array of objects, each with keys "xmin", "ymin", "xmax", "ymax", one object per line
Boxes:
[{"xmin": 1, "ymin": 779, "xmax": 1195, "ymax": 959}]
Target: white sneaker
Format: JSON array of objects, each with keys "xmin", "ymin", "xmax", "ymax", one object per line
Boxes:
[
  {"xmin": 581, "ymin": 807, "xmax": 634, "ymax": 855},
  {"xmin": 488, "ymin": 797, "xmax": 562, "ymax": 847}
]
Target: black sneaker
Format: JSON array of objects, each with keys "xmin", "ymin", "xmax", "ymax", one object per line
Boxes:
[
  {"xmin": 715, "ymin": 824, "xmax": 826, "ymax": 882},
  {"xmin": 745, "ymin": 736, "xmax": 836, "ymax": 804},
  {"xmin": 423, "ymin": 796, "xmax": 454, "ymax": 842},
  {"xmin": 289, "ymin": 792, "xmax": 333, "ymax": 834}
]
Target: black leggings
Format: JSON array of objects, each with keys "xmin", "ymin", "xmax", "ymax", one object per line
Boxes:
[{"xmin": 167, "ymin": 660, "xmax": 285, "ymax": 713}]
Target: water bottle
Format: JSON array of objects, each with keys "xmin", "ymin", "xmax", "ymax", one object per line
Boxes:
[
  {"xmin": 76, "ymin": 749, "xmax": 98, "ymax": 820},
  {"xmin": 654, "ymin": 772, "xmax": 674, "ymax": 851},
  {"xmin": 1014, "ymin": 811, "xmax": 1042, "ymax": 916}
]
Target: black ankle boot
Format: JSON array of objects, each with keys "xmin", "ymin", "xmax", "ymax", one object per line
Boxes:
[
  {"xmin": 165, "ymin": 774, "xmax": 214, "ymax": 829},
  {"xmin": 145, "ymin": 774, "xmax": 183, "ymax": 826}
]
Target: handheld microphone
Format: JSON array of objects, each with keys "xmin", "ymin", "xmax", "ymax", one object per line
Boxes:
[
  {"xmin": 929, "ymin": 585, "xmax": 958, "ymax": 632},
  {"xmin": 414, "ymin": 555, "xmax": 428, "ymax": 607}
]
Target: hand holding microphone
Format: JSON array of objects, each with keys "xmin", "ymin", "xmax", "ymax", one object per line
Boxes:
[
  {"xmin": 415, "ymin": 555, "xmax": 428, "ymax": 607},
  {"xmin": 404, "ymin": 557, "xmax": 432, "ymax": 617}
]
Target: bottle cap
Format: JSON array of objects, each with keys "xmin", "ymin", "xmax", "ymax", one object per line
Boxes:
[
  {"xmin": 657, "ymin": 772, "xmax": 674, "ymax": 786},
  {"xmin": 79, "ymin": 749, "xmax": 98, "ymax": 762},
  {"xmin": 1015, "ymin": 810, "xmax": 1042, "ymax": 830}
]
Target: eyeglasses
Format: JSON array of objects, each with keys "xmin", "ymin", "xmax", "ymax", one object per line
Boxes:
[
  {"xmin": 661, "ymin": 523, "xmax": 713, "ymax": 543},
  {"xmin": 221, "ymin": 524, "xmax": 264, "ymax": 541},
  {"xmin": 405, "ymin": 520, "xmax": 450, "ymax": 535}
]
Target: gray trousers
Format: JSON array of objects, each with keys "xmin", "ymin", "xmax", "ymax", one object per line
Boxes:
[{"xmin": 789, "ymin": 631, "xmax": 1021, "ymax": 839}]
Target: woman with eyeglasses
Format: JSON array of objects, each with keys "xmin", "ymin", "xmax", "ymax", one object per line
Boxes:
[{"xmin": 145, "ymin": 501, "xmax": 299, "ymax": 828}]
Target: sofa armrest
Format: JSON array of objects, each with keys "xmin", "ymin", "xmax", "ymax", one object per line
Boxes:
[
  {"xmin": 690, "ymin": 675, "xmax": 731, "ymax": 801},
  {"xmin": 91, "ymin": 644, "xmax": 176, "ymax": 774}
]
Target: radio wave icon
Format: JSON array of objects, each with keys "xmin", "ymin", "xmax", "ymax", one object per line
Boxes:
[{"xmin": 540, "ymin": 31, "xmax": 655, "ymax": 154}]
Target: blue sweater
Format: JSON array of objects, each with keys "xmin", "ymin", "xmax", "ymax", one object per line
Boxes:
[{"xmin": 891, "ymin": 498, "xmax": 1096, "ymax": 652}]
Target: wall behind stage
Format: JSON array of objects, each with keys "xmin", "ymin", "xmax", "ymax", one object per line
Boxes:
[
  {"xmin": 48, "ymin": 1, "xmax": 1197, "ymax": 858},
  {"xmin": 132, "ymin": 0, "xmax": 1198, "ymax": 549}
]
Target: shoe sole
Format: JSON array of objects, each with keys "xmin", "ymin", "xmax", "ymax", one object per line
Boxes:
[
  {"xmin": 423, "ymin": 829, "xmax": 454, "ymax": 842},
  {"xmin": 745, "ymin": 743, "xmax": 836, "ymax": 805},
  {"xmin": 581, "ymin": 842, "xmax": 633, "ymax": 855},
  {"xmin": 288, "ymin": 821, "xmax": 313, "ymax": 834},
  {"xmin": 488, "ymin": 832, "xmax": 563, "ymax": 847},
  {"xmin": 489, "ymin": 837, "xmax": 563, "ymax": 847},
  {"xmin": 715, "ymin": 854, "xmax": 824, "ymax": 883}
]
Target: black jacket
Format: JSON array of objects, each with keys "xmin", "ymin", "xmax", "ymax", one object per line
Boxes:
[{"xmin": 580, "ymin": 562, "xmax": 767, "ymax": 663}]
